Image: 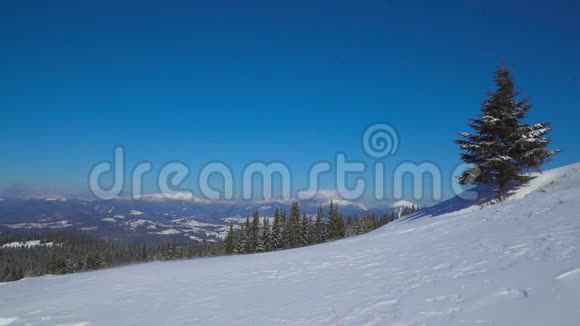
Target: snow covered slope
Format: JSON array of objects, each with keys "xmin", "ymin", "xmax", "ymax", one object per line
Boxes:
[{"xmin": 1, "ymin": 164, "xmax": 580, "ymax": 325}]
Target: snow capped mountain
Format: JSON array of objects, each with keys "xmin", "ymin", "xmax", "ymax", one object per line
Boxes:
[
  {"xmin": 129, "ymin": 189, "xmax": 413, "ymax": 214},
  {"xmin": 133, "ymin": 192, "xmax": 199, "ymax": 202},
  {"xmin": 390, "ymin": 199, "xmax": 417, "ymax": 208},
  {"xmin": 1, "ymin": 240, "xmax": 54, "ymax": 249},
  {"xmin": 1, "ymin": 190, "xmax": 412, "ymax": 242},
  {"xmin": 130, "ymin": 192, "xmax": 229, "ymax": 204},
  {"xmin": 2, "ymin": 163, "xmax": 579, "ymax": 325}
]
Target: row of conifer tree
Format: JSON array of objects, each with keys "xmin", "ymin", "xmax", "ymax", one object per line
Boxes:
[
  {"xmin": 0, "ymin": 232, "xmax": 224, "ymax": 282},
  {"xmin": 223, "ymin": 201, "xmax": 414, "ymax": 255}
]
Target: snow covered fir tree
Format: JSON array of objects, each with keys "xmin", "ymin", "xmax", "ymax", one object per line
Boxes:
[
  {"xmin": 455, "ymin": 66, "xmax": 560, "ymax": 200},
  {"xmin": 222, "ymin": 201, "xmax": 410, "ymax": 255}
]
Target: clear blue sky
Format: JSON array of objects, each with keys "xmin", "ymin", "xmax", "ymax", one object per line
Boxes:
[{"xmin": 1, "ymin": 0, "xmax": 578, "ymax": 200}]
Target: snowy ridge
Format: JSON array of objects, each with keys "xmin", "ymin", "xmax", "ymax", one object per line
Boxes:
[
  {"xmin": 390, "ymin": 199, "xmax": 416, "ymax": 208},
  {"xmin": 404, "ymin": 163, "xmax": 580, "ymax": 219},
  {"xmin": 1, "ymin": 164, "xmax": 579, "ymax": 325},
  {"xmin": 1, "ymin": 240, "xmax": 54, "ymax": 249}
]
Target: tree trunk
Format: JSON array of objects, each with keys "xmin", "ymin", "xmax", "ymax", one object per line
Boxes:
[{"xmin": 497, "ymin": 175, "xmax": 509, "ymax": 202}]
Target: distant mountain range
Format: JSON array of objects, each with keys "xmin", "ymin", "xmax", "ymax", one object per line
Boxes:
[{"xmin": 0, "ymin": 195, "xmax": 418, "ymax": 243}]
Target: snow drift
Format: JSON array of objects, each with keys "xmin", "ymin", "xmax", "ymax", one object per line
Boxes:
[{"xmin": 1, "ymin": 164, "xmax": 580, "ymax": 325}]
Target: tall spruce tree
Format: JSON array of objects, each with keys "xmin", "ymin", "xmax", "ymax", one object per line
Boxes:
[
  {"xmin": 327, "ymin": 201, "xmax": 344, "ymax": 240},
  {"xmin": 224, "ymin": 223, "xmax": 235, "ymax": 254},
  {"xmin": 301, "ymin": 213, "xmax": 311, "ymax": 246},
  {"xmin": 242, "ymin": 217, "xmax": 251, "ymax": 254},
  {"xmin": 327, "ymin": 201, "xmax": 336, "ymax": 240},
  {"xmin": 337, "ymin": 210, "xmax": 346, "ymax": 238},
  {"xmin": 456, "ymin": 66, "xmax": 559, "ymax": 200},
  {"xmin": 250, "ymin": 211, "xmax": 262, "ymax": 252},
  {"xmin": 262, "ymin": 216, "xmax": 272, "ymax": 252},
  {"xmin": 288, "ymin": 202, "xmax": 302, "ymax": 248},
  {"xmin": 279, "ymin": 210, "xmax": 290, "ymax": 249},
  {"xmin": 314, "ymin": 206, "xmax": 326, "ymax": 243},
  {"xmin": 233, "ymin": 224, "xmax": 245, "ymax": 254},
  {"xmin": 271, "ymin": 208, "xmax": 282, "ymax": 250}
]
